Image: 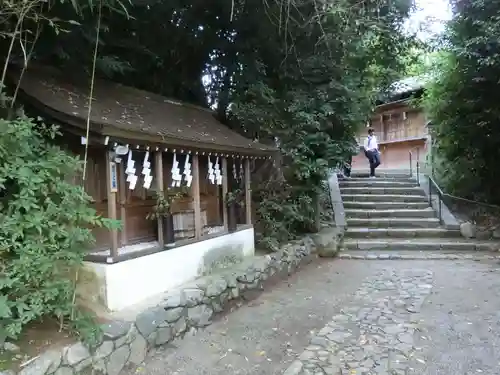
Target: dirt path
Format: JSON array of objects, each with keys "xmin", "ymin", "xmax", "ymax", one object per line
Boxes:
[
  {"xmin": 126, "ymin": 259, "xmax": 375, "ymax": 375},
  {"xmin": 126, "ymin": 257, "xmax": 500, "ymax": 375}
]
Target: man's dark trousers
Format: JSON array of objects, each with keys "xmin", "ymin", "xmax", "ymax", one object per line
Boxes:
[{"xmin": 366, "ymin": 150, "xmax": 380, "ymax": 177}]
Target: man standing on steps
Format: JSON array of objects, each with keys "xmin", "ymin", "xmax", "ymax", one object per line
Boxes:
[{"xmin": 363, "ymin": 127, "xmax": 381, "ymax": 178}]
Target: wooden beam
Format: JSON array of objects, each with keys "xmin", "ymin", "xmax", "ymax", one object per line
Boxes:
[
  {"xmin": 244, "ymin": 159, "xmax": 252, "ymax": 224},
  {"xmin": 118, "ymin": 162, "xmax": 127, "ymax": 246},
  {"xmin": 155, "ymin": 152, "xmax": 164, "ymax": 247},
  {"xmin": 372, "ymin": 106, "xmax": 419, "ymax": 118},
  {"xmin": 221, "ymin": 157, "xmax": 228, "ymax": 230},
  {"xmin": 105, "ymin": 151, "xmax": 119, "ymax": 259},
  {"xmin": 192, "ymin": 154, "xmax": 202, "ymax": 239}
]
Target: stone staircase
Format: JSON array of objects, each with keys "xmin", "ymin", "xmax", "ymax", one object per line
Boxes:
[{"xmin": 339, "ymin": 172, "xmax": 499, "ymax": 256}]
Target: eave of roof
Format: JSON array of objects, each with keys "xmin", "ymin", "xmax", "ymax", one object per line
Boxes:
[
  {"xmin": 376, "ymin": 75, "xmax": 428, "ymax": 107},
  {"xmin": 13, "ymin": 66, "xmax": 277, "ymax": 156}
]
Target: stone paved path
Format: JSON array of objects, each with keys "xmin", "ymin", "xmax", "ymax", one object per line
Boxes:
[
  {"xmin": 285, "ymin": 269, "xmax": 433, "ymax": 374},
  {"xmin": 126, "ymin": 257, "xmax": 500, "ymax": 375}
]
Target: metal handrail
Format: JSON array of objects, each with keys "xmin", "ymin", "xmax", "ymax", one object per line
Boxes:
[
  {"xmin": 428, "ymin": 175, "xmax": 500, "ymax": 209},
  {"xmin": 408, "ymin": 147, "xmax": 420, "ymax": 185},
  {"xmin": 428, "ymin": 175, "xmax": 445, "ymax": 197},
  {"xmin": 427, "ymin": 174, "xmax": 500, "ymax": 224},
  {"xmin": 427, "ymin": 175, "xmax": 443, "ymax": 223},
  {"xmin": 427, "ymin": 138, "xmax": 500, "ymax": 210}
]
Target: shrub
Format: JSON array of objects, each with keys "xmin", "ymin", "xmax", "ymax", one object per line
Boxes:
[
  {"xmin": 423, "ymin": 0, "xmax": 500, "ymax": 204},
  {"xmin": 0, "ymin": 115, "xmax": 118, "ymax": 344}
]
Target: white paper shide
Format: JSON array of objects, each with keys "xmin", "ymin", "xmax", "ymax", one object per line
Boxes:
[
  {"xmin": 208, "ymin": 156, "xmax": 215, "ymax": 184},
  {"xmin": 171, "ymin": 153, "xmax": 182, "ymax": 187},
  {"xmin": 214, "ymin": 157, "xmax": 222, "ymax": 185},
  {"xmin": 183, "ymin": 154, "xmax": 192, "ymax": 187},
  {"xmin": 142, "ymin": 151, "xmax": 153, "ymax": 189},
  {"xmin": 126, "ymin": 150, "xmax": 138, "ymax": 190},
  {"xmin": 233, "ymin": 158, "xmax": 238, "ymax": 181}
]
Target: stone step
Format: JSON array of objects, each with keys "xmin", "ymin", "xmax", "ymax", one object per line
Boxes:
[
  {"xmin": 343, "ymin": 201, "xmax": 430, "ymax": 210},
  {"xmin": 347, "ymin": 217, "xmax": 440, "ymax": 228},
  {"xmin": 344, "ymin": 239, "xmax": 499, "ymax": 251},
  {"xmin": 351, "ymin": 168, "xmax": 411, "ymax": 173},
  {"xmin": 339, "ymin": 180, "xmax": 418, "ymax": 188},
  {"xmin": 340, "ymin": 187, "xmax": 425, "ymax": 196},
  {"xmin": 345, "ymin": 208, "xmax": 435, "ymax": 218},
  {"xmin": 339, "ymin": 251, "xmax": 500, "ymax": 261},
  {"xmin": 339, "ymin": 177, "xmax": 416, "ymax": 183},
  {"xmin": 346, "ymin": 227, "xmax": 462, "ymax": 239},
  {"xmin": 342, "ymin": 194, "xmax": 428, "ymax": 203},
  {"xmin": 348, "ymin": 172, "xmax": 412, "ymax": 178}
]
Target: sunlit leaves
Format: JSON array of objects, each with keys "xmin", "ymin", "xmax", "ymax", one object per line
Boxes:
[
  {"xmin": 228, "ymin": 0, "xmax": 413, "ymax": 248},
  {"xmin": 423, "ymin": 0, "xmax": 500, "ymax": 204}
]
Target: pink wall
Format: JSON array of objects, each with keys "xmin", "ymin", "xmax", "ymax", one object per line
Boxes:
[{"xmin": 352, "ymin": 139, "xmax": 426, "ymax": 170}]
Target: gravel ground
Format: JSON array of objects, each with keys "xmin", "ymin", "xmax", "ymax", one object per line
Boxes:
[
  {"xmin": 411, "ymin": 259, "xmax": 500, "ymax": 375},
  {"xmin": 126, "ymin": 257, "xmax": 500, "ymax": 375}
]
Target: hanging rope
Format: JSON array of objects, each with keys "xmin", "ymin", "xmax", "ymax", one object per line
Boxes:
[
  {"xmin": 71, "ymin": 0, "xmax": 102, "ymax": 323},
  {"xmin": 82, "ymin": 0, "xmax": 102, "ymax": 181}
]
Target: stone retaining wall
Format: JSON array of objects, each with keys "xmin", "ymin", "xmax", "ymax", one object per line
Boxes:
[{"xmin": 9, "ymin": 228, "xmax": 342, "ymax": 375}]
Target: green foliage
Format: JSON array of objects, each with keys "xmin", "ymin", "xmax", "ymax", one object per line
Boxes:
[
  {"xmin": 399, "ymin": 46, "xmax": 443, "ymax": 77},
  {"xmin": 0, "ymin": 0, "xmax": 414, "ymax": 255},
  {"xmin": 423, "ymin": 0, "xmax": 500, "ymax": 204},
  {"xmin": 0, "ymin": 115, "xmax": 118, "ymax": 344},
  {"xmin": 147, "ymin": 190, "xmax": 183, "ymax": 219},
  {"xmin": 229, "ymin": 0, "xmax": 414, "ymax": 247},
  {"xmin": 253, "ymin": 181, "xmax": 315, "ymax": 250},
  {"xmin": 226, "ymin": 189, "xmax": 244, "ymax": 207}
]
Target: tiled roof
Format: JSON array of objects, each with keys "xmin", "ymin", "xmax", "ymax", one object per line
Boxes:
[
  {"xmin": 388, "ymin": 75, "xmax": 428, "ymax": 97},
  {"xmin": 17, "ymin": 66, "xmax": 276, "ymax": 154}
]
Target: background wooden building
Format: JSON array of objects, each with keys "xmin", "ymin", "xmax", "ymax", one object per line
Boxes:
[{"xmin": 352, "ymin": 76, "xmax": 429, "ymax": 170}]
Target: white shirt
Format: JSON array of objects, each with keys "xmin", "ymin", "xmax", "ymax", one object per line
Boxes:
[{"xmin": 364, "ymin": 135, "xmax": 378, "ymax": 151}]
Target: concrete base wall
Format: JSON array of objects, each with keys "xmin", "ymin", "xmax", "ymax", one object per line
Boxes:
[{"xmin": 79, "ymin": 228, "xmax": 255, "ymax": 312}]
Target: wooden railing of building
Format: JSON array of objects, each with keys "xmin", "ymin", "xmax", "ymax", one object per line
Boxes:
[{"xmin": 357, "ymin": 111, "xmax": 427, "ymax": 145}]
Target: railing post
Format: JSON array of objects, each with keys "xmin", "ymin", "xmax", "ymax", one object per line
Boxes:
[
  {"xmin": 409, "ymin": 152, "xmax": 413, "ymax": 178},
  {"xmin": 417, "ymin": 149, "xmax": 420, "ymax": 183},
  {"xmin": 438, "ymin": 195, "xmax": 443, "ymax": 224},
  {"xmin": 430, "ymin": 138, "xmax": 435, "ymax": 178},
  {"xmin": 416, "ymin": 161, "xmax": 420, "ymax": 185},
  {"xmin": 428, "ymin": 177, "xmax": 432, "ymax": 206}
]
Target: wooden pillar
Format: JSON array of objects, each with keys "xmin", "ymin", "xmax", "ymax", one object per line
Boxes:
[
  {"xmin": 118, "ymin": 162, "xmax": 127, "ymax": 246},
  {"xmin": 192, "ymin": 154, "xmax": 202, "ymax": 239},
  {"xmin": 244, "ymin": 158, "xmax": 252, "ymax": 224},
  {"xmin": 105, "ymin": 151, "xmax": 119, "ymax": 259},
  {"xmin": 155, "ymin": 152, "xmax": 164, "ymax": 247},
  {"xmin": 222, "ymin": 157, "xmax": 228, "ymax": 230}
]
